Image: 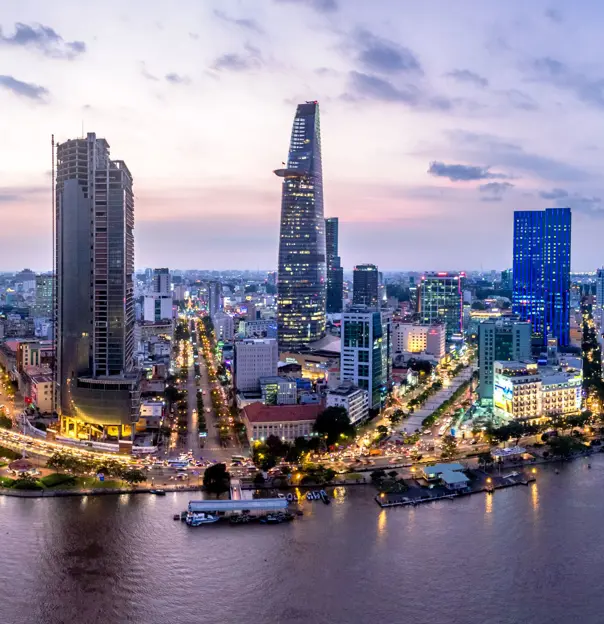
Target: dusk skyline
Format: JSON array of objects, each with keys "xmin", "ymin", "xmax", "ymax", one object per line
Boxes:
[{"xmin": 2, "ymin": 0, "xmax": 604, "ymax": 271}]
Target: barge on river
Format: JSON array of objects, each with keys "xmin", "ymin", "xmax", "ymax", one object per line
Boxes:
[{"xmin": 184, "ymin": 498, "xmax": 290, "ymax": 526}]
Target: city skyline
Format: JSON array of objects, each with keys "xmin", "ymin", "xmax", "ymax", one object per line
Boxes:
[{"xmin": 2, "ymin": 1, "xmax": 604, "ymax": 271}]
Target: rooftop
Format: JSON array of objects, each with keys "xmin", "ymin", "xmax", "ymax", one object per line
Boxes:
[
  {"xmin": 329, "ymin": 382, "xmax": 364, "ymax": 397},
  {"xmin": 243, "ymin": 402, "xmax": 322, "ymax": 423}
]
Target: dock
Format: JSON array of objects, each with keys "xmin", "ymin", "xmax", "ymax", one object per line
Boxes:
[{"xmin": 375, "ymin": 472, "xmax": 536, "ymax": 508}]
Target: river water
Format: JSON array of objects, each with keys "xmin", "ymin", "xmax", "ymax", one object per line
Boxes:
[{"xmin": 2, "ymin": 455, "xmax": 604, "ymax": 624}]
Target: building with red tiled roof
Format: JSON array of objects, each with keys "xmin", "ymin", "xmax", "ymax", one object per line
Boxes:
[{"xmin": 242, "ymin": 402, "xmax": 322, "ymax": 443}]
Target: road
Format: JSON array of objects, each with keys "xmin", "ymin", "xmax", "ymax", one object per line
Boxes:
[
  {"xmin": 398, "ymin": 366, "xmax": 474, "ymax": 434},
  {"xmin": 186, "ymin": 359, "xmax": 201, "ymax": 457}
]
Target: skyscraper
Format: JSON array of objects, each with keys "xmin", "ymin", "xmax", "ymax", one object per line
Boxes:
[
  {"xmin": 207, "ymin": 281, "xmax": 222, "ymax": 319},
  {"xmin": 341, "ymin": 307, "xmax": 392, "ymax": 410},
  {"xmin": 353, "ymin": 264, "xmax": 379, "ymax": 308},
  {"xmin": 325, "ymin": 217, "xmax": 343, "ymax": 313},
  {"xmin": 56, "ymin": 132, "xmax": 139, "ymax": 440},
  {"xmin": 512, "ymin": 208, "xmax": 571, "ymax": 346},
  {"xmin": 418, "ymin": 272, "xmax": 464, "ymax": 339},
  {"xmin": 275, "ymin": 101, "xmax": 326, "ymax": 347}
]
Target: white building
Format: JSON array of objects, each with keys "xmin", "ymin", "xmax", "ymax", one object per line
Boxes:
[
  {"xmin": 260, "ymin": 376, "xmax": 297, "ymax": 405},
  {"xmin": 341, "ymin": 308, "xmax": 392, "ymax": 410},
  {"xmin": 213, "ymin": 312, "xmax": 235, "ymax": 341},
  {"xmin": 493, "ymin": 357, "xmax": 582, "ymax": 420},
  {"xmin": 392, "ymin": 322, "xmax": 446, "ymax": 360},
  {"xmin": 143, "ymin": 295, "xmax": 173, "ymax": 322},
  {"xmin": 326, "ymin": 382, "xmax": 369, "ymax": 425},
  {"xmin": 238, "ymin": 319, "xmax": 278, "ymax": 339},
  {"xmin": 29, "ymin": 373, "xmax": 54, "ymax": 414},
  {"xmin": 235, "ymin": 338, "xmax": 278, "ymax": 393}
]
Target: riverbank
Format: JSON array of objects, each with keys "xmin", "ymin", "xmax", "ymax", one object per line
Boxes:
[{"xmin": 0, "ymin": 484, "xmax": 203, "ymax": 498}]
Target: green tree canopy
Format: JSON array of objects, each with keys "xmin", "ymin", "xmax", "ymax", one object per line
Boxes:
[
  {"xmin": 203, "ymin": 463, "xmax": 231, "ymax": 497},
  {"xmin": 313, "ymin": 406, "xmax": 355, "ymax": 446}
]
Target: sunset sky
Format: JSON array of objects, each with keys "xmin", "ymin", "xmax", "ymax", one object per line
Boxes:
[{"xmin": 1, "ymin": 0, "xmax": 604, "ymax": 272}]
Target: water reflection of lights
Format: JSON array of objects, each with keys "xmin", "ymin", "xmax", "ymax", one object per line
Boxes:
[
  {"xmin": 80, "ymin": 496, "xmax": 88, "ymax": 509},
  {"xmin": 377, "ymin": 510, "xmax": 387, "ymax": 536},
  {"xmin": 531, "ymin": 482, "xmax": 539, "ymax": 511},
  {"xmin": 485, "ymin": 492, "xmax": 493, "ymax": 515}
]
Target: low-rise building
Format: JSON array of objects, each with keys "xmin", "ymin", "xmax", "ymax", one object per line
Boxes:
[
  {"xmin": 422, "ymin": 462, "xmax": 470, "ymax": 490},
  {"xmin": 326, "ymin": 382, "xmax": 369, "ymax": 425},
  {"xmin": 493, "ymin": 357, "xmax": 582, "ymax": 420},
  {"xmin": 28, "ymin": 372, "xmax": 54, "ymax": 414},
  {"xmin": 242, "ymin": 402, "xmax": 322, "ymax": 442},
  {"xmin": 392, "ymin": 322, "xmax": 446, "ymax": 361},
  {"xmin": 137, "ymin": 399, "xmax": 164, "ymax": 431},
  {"xmin": 235, "ymin": 338, "xmax": 278, "ymax": 393},
  {"xmin": 260, "ymin": 376, "xmax": 297, "ymax": 405}
]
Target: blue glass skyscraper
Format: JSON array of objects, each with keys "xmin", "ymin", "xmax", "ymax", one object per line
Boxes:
[
  {"xmin": 275, "ymin": 102, "xmax": 326, "ymax": 348},
  {"xmin": 512, "ymin": 208, "xmax": 571, "ymax": 346}
]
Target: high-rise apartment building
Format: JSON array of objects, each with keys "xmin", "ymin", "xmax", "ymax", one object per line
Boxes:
[
  {"xmin": 33, "ymin": 275, "xmax": 53, "ymax": 318},
  {"xmin": 352, "ymin": 264, "xmax": 379, "ymax": 309},
  {"xmin": 325, "ymin": 217, "xmax": 343, "ymax": 313},
  {"xmin": 235, "ymin": 338, "xmax": 278, "ymax": 393},
  {"xmin": 56, "ymin": 132, "xmax": 139, "ymax": 439},
  {"xmin": 143, "ymin": 268, "xmax": 172, "ymax": 322},
  {"xmin": 478, "ymin": 319, "xmax": 531, "ymax": 401},
  {"xmin": 512, "ymin": 208, "xmax": 571, "ymax": 346},
  {"xmin": 418, "ymin": 272, "xmax": 465, "ymax": 339},
  {"xmin": 275, "ymin": 101, "xmax": 326, "ymax": 348},
  {"xmin": 152, "ymin": 268, "xmax": 170, "ymax": 296},
  {"xmin": 207, "ymin": 281, "xmax": 222, "ymax": 319},
  {"xmin": 340, "ymin": 307, "xmax": 392, "ymax": 410}
]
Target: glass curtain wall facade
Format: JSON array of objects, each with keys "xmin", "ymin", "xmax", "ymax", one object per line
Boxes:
[
  {"xmin": 418, "ymin": 272, "xmax": 464, "ymax": 339},
  {"xmin": 325, "ymin": 217, "xmax": 343, "ymax": 313},
  {"xmin": 512, "ymin": 208, "xmax": 571, "ymax": 346},
  {"xmin": 275, "ymin": 102, "xmax": 326, "ymax": 347},
  {"xmin": 353, "ymin": 264, "xmax": 379, "ymax": 308},
  {"xmin": 56, "ymin": 133, "xmax": 138, "ymax": 439}
]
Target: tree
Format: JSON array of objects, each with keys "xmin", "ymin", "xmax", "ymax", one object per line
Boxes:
[
  {"xmin": 265, "ymin": 434, "xmax": 288, "ymax": 459},
  {"xmin": 370, "ymin": 469, "xmax": 387, "ymax": 483},
  {"xmin": 440, "ymin": 434, "xmax": 458, "ymax": 460},
  {"xmin": 203, "ymin": 463, "xmax": 231, "ymax": 497},
  {"xmin": 122, "ymin": 468, "xmax": 146, "ymax": 486},
  {"xmin": 377, "ymin": 425, "xmax": 389, "ymax": 435},
  {"xmin": 547, "ymin": 435, "xmax": 584, "ymax": 459},
  {"xmin": 387, "ymin": 470, "xmax": 398, "ymax": 479},
  {"xmin": 0, "ymin": 414, "xmax": 12, "ymax": 429},
  {"xmin": 388, "ymin": 409, "xmax": 404, "ymax": 425},
  {"xmin": 313, "ymin": 407, "xmax": 355, "ymax": 446},
  {"xmin": 477, "ymin": 452, "xmax": 493, "ymax": 469},
  {"xmin": 253, "ymin": 472, "xmax": 265, "ymax": 486}
]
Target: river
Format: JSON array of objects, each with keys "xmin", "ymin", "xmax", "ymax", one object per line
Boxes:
[{"xmin": 2, "ymin": 455, "xmax": 604, "ymax": 624}]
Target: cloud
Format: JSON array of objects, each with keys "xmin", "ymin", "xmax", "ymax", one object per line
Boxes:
[
  {"xmin": 0, "ymin": 22, "xmax": 86, "ymax": 59},
  {"xmin": 529, "ymin": 56, "xmax": 604, "ymax": 109},
  {"xmin": 545, "ymin": 8, "xmax": 563, "ymax": 23},
  {"xmin": 540, "ymin": 188, "xmax": 602, "ymax": 214},
  {"xmin": 343, "ymin": 71, "xmax": 454, "ymax": 110},
  {"xmin": 212, "ymin": 44, "xmax": 263, "ymax": 72},
  {"xmin": 446, "ymin": 69, "xmax": 488, "ymax": 88},
  {"xmin": 504, "ymin": 89, "xmax": 539, "ymax": 111},
  {"xmin": 213, "ymin": 10, "xmax": 264, "ymax": 33},
  {"xmin": 352, "ymin": 29, "xmax": 422, "ymax": 75},
  {"xmin": 539, "ymin": 188, "xmax": 568, "ymax": 200},
  {"xmin": 447, "ymin": 130, "xmax": 587, "ymax": 181},
  {"xmin": 0, "ymin": 75, "xmax": 48, "ymax": 101},
  {"xmin": 274, "ymin": 0, "xmax": 338, "ymax": 13},
  {"xmin": 479, "ymin": 181, "xmax": 514, "ymax": 201},
  {"xmin": 140, "ymin": 61, "xmax": 159, "ymax": 81},
  {"xmin": 428, "ymin": 161, "xmax": 509, "ymax": 182},
  {"xmin": 165, "ymin": 72, "xmax": 191, "ymax": 85}
]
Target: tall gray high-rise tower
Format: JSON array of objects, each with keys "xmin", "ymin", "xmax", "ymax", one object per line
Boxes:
[
  {"xmin": 325, "ymin": 217, "xmax": 343, "ymax": 313},
  {"xmin": 56, "ymin": 132, "xmax": 139, "ymax": 440},
  {"xmin": 275, "ymin": 101, "xmax": 326, "ymax": 348}
]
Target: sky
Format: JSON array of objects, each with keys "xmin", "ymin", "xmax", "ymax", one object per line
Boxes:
[{"xmin": 1, "ymin": 0, "xmax": 604, "ymax": 272}]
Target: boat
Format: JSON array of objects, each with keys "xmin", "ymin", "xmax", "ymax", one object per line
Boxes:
[
  {"xmin": 173, "ymin": 514, "xmax": 180, "ymax": 521},
  {"xmin": 260, "ymin": 514, "xmax": 281, "ymax": 524},
  {"xmin": 320, "ymin": 490, "xmax": 330, "ymax": 505},
  {"xmin": 286, "ymin": 493, "xmax": 298, "ymax": 502},
  {"xmin": 150, "ymin": 489, "xmax": 166, "ymax": 495},
  {"xmin": 186, "ymin": 512, "xmax": 219, "ymax": 526}
]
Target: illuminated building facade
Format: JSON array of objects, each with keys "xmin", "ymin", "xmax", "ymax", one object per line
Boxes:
[
  {"xmin": 418, "ymin": 272, "xmax": 464, "ymax": 339},
  {"xmin": 56, "ymin": 133, "xmax": 139, "ymax": 440},
  {"xmin": 325, "ymin": 217, "xmax": 343, "ymax": 313},
  {"xmin": 275, "ymin": 101, "xmax": 326, "ymax": 348},
  {"xmin": 353, "ymin": 264, "xmax": 379, "ymax": 309},
  {"xmin": 512, "ymin": 208, "xmax": 571, "ymax": 346},
  {"xmin": 341, "ymin": 308, "xmax": 392, "ymax": 410}
]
